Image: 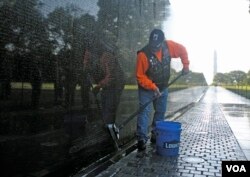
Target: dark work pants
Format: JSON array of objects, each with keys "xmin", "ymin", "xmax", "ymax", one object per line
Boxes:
[{"xmin": 101, "ymin": 87, "xmax": 124, "ymax": 124}]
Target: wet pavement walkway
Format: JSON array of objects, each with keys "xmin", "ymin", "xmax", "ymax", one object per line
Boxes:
[
  {"xmin": 91, "ymin": 86, "xmax": 250, "ymax": 177},
  {"xmin": 205, "ymin": 87, "xmax": 250, "ymax": 161}
]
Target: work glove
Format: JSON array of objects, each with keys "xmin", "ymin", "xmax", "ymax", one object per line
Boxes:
[
  {"xmin": 154, "ymin": 87, "xmax": 162, "ymax": 98},
  {"xmin": 92, "ymin": 85, "xmax": 101, "ymax": 96},
  {"xmin": 182, "ymin": 67, "xmax": 189, "ymax": 75}
]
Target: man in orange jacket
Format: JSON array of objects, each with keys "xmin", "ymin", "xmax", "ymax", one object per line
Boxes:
[{"xmin": 136, "ymin": 29, "xmax": 190, "ymax": 151}]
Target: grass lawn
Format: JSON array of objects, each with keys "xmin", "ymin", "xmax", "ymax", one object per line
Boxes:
[
  {"xmin": 223, "ymin": 85, "xmax": 250, "ymax": 99},
  {"xmin": 11, "ymin": 82, "xmax": 188, "ymax": 91},
  {"xmin": 223, "ymin": 85, "xmax": 250, "ymax": 91}
]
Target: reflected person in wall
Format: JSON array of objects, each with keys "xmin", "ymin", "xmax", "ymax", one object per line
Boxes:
[{"xmin": 83, "ymin": 40, "xmax": 125, "ymax": 124}]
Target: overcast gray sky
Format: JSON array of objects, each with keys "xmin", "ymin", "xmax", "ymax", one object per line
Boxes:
[{"xmin": 164, "ymin": 0, "xmax": 250, "ymax": 84}]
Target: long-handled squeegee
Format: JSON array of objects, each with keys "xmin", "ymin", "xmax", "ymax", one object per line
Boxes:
[{"xmin": 107, "ymin": 73, "xmax": 183, "ymax": 149}]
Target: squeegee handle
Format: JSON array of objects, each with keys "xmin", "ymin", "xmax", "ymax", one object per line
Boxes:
[
  {"xmin": 118, "ymin": 97, "xmax": 155, "ymax": 129},
  {"xmin": 118, "ymin": 73, "xmax": 182, "ymax": 130},
  {"xmin": 166, "ymin": 73, "xmax": 182, "ymax": 87}
]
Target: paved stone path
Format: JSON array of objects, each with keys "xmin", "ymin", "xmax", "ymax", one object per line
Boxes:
[{"xmin": 94, "ymin": 86, "xmax": 249, "ymax": 177}]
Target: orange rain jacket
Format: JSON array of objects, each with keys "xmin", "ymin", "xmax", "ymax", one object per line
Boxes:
[
  {"xmin": 136, "ymin": 40, "xmax": 190, "ymax": 91},
  {"xmin": 83, "ymin": 49, "xmax": 125, "ymax": 88}
]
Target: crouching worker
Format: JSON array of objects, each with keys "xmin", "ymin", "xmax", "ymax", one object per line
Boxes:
[{"xmin": 136, "ymin": 29, "xmax": 190, "ymax": 151}]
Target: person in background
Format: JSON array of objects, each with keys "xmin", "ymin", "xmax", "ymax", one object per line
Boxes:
[
  {"xmin": 81, "ymin": 47, "xmax": 93, "ymax": 114},
  {"xmin": 54, "ymin": 66, "xmax": 64, "ymax": 106},
  {"xmin": 83, "ymin": 40, "xmax": 125, "ymax": 124},
  {"xmin": 136, "ymin": 29, "xmax": 190, "ymax": 151},
  {"xmin": 30, "ymin": 62, "xmax": 42, "ymax": 110},
  {"xmin": 0, "ymin": 57, "xmax": 12, "ymax": 100},
  {"xmin": 62, "ymin": 65, "xmax": 77, "ymax": 108}
]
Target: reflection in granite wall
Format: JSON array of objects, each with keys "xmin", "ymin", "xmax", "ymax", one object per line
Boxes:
[{"xmin": 0, "ymin": 0, "xmax": 170, "ymax": 176}]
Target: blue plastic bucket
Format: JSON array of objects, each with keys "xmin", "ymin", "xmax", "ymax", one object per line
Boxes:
[{"xmin": 155, "ymin": 121, "xmax": 182, "ymax": 157}]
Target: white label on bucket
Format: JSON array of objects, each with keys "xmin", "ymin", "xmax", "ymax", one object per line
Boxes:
[{"xmin": 164, "ymin": 141, "xmax": 180, "ymax": 149}]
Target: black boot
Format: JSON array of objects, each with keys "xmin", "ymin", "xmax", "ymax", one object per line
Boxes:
[
  {"xmin": 137, "ymin": 140, "xmax": 146, "ymax": 151},
  {"xmin": 150, "ymin": 134, "xmax": 156, "ymax": 144}
]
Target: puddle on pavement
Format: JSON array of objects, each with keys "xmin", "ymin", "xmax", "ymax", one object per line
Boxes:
[
  {"xmin": 182, "ymin": 157, "xmax": 205, "ymax": 163},
  {"xmin": 220, "ymin": 104, "xmax": 250, "ymax": 118},
  {"xmin": 225, "ymin": 112, "xmax": 250, "ymax": 118},
  {"xmin": 195, "ymin": 131, "xmax": 208, "ymax": 134}
]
